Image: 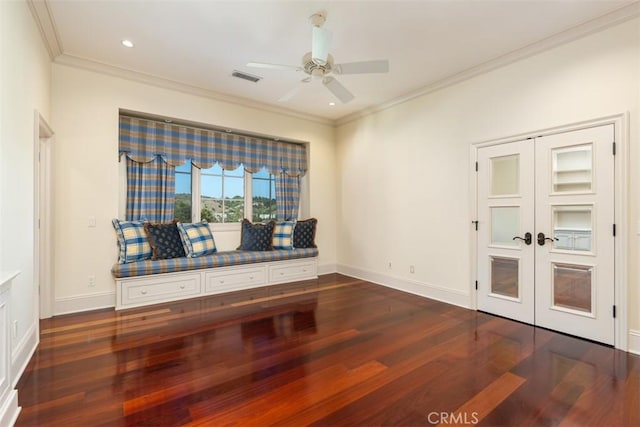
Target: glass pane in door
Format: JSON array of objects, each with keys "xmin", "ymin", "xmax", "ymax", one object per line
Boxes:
[
  {"xmin": 552, "ymin": 144, "xmax": 592, "ymax": 192},
  {"xmin": 552, "ymin": 263, "xmax": 593, "ymax": 313},
  {"xmin": 491, "ymin": 207, "xmax": 519, "ymax": 247},
  {"xmin": 552, "ymin": 205, "xmax": 592, "ymax": 251},
  {"xmin": 490, "ymin": 257, "xmax": 519, "ymax": 299},
  {"xmin": 491, "ymin": 155, "xmax": 519, "ymax": 196}
]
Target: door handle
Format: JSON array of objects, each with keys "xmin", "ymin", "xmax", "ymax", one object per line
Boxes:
[
  {"xmin": 512, "ymin": 232, "xmax": 532, "ymax": 245},
  {"xmin": 537, "ymin": 232, "xmax": 558, "ymax": 246}
]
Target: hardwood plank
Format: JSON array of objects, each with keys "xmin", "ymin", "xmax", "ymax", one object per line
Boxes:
[{"xmin": 14, "ymin": 274, "xmax": 640, "ymax": 426}]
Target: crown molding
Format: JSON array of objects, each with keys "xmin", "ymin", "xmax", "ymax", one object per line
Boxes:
[
  {"xmin": 335, "ymin": 1, "xmax": 640, "ymax": 127},
  {"xmin": 27, "ymin": 0, "xmax": 63, "ymax": 59},
  {"xmin": 53, "ymin": 54, "xmax": 333, "ymax": 126},
  {"xmin": 29, "ymin": 0, "xmax": 640, "ymax": 128}
]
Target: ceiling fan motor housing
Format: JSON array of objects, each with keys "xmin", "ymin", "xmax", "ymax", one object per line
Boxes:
[{"xmin": 303, "ymin": 52, "xmax": 332, "ymax": 76}]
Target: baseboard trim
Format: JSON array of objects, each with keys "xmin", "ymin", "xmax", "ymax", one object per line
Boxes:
[
  {"xmin": 336, "ymin": 264, "xmax": 471, "ymax": 309},
  {"xmin": 628, "ymin": 330, "xmax": 640, "ymax": 355},
  {"xmin": 318, "ymin": 263, "xmax": 337, "ymax": 275},
  {"xmin": 54, "ymin": 291, "xmax": 116, "ymax": 315},
  {"xmin": 11, "ymin": 319, "xmax": 38, "ymax": 388},
  {"xmin": 0, "ymin": 389, "xmax": 20, "ymax": 427}
]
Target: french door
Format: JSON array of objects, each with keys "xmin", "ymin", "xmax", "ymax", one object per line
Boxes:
[{"xmin": 477, "ymin": 124, "xmax": 615, "ymax": 345}]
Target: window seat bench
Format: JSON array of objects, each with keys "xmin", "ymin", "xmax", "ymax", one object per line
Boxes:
[{"xmin": 111, "ymin": 248, "xmax": 319, "ymax": 310}]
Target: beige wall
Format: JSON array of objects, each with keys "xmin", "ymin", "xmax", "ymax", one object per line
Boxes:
[
  {"xmin": 0, "ymin": 0, "xmax": 51, "ymax": 376},
  {"xmin": 50, "ymin": 64, "xmax": 337, "ymax": 311},
  {"xmin": 336, "ymin": 18, "xmax": 639, "ymax": 338}
]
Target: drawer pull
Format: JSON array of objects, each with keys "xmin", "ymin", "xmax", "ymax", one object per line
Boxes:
[
  {"xmin": 141, "ymin": 290, "xmax": 147, "ymax": 295},
  {"xmin": 220, "ymin": 280, "xmax": 225, "ymax": 284},
  {"xmin": 180, "ymin": 284, "xmax": 185, "ymax": 289},
  {"xmin": 249, "ymin": 276, "xmax": 254, "ymax": 280}
]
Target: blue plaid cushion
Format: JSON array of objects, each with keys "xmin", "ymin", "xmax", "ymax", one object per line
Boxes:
[
  {"xmin": 112, "ymin": 219, "xmax": 152, "ymax": 264},
  {"xmin": 177, "ymin": 221, "xmax": 217, "ymax": 257},
  {"xmin": 273, "ymin": 221, "xmax": 295, "ymax": 250}
]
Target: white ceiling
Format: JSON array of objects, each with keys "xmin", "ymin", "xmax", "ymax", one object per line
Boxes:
[{"xmin": 38, "ymin": 0, "xmax": 637, "ymax": 123}]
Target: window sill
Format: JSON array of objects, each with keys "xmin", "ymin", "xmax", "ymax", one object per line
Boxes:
[{"xmin": 209, "ymin": 222, "xmax": 242, "ymax": 233}]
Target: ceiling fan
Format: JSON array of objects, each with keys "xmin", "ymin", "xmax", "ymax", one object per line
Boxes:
[{"xmin": 246, "ymin": 11, "xmax": 389, "ymax": 104}]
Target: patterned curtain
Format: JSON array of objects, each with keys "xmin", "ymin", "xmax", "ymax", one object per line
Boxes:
[
  {"xmin": 125, "ymin": 156, "xmax": 175, "ymax": 223},
  {"xmin": 119, "ymin": 115, "xmax": 307, "ymax": 177},
  {"xmin": 275, "ymin": 173, "xmax": 300, "ymax": 221}
]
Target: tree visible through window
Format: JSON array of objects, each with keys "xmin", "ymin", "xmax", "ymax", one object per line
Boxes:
[
  {"xmin": 252, "ymin": 168, "xmax": 276, "ymax": 222},
  {"xmin": 202, "ymin": 164, "xmax": 244, "ymax": 223},
  {"xmin": 173, "ymin": 161, "xmax": 277, "ymax": 224},
  {"xmin": 175, "ymin": 162, "xmax": 192, "ymax": 223}
]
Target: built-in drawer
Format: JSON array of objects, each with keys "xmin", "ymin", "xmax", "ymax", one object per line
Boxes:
[
  {"xmin": 205, "ymin": 266, "xmax": 267, "ymax": 294},
  {"xmin": 268, "ymin": 260, "xmax": 317, "ymax": 284},
  {"xmin": 121, "ymin": 273, "xmax": 201, "ymax": 306}
]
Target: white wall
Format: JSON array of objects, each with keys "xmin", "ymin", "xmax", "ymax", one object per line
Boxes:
[
  {"xmin": 336, "ymin": 18, "xmax": 640, "ymax": 335},
  {"xmin": 50, "ymin": 64, "xmax": 337, "ymax": 313},
  {"xmin": 0, "ymin": 0, "xmax": 51, "ymax": 378}
]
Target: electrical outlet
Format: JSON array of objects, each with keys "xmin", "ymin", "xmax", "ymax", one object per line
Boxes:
[
  {"xmin": 410, "ymin": 265, "xmax": 415, "ymax": 274},
  {"xmin": 387, "ymin": 261, "xmax": 392, "ymax": 270},
  {"xmin": 88, "ymin": 275, "xmax": 96, "ymax": 287}
]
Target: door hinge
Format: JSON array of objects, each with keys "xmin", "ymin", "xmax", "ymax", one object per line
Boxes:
[
  {"xmin": 613, "ymin": 224, "xmax": 616, "ymax": 237},
  {"xmin": 475, "ymin": 161, "xmax": 478, "ymax": 172},
  {"xmin": 612, "ymin": 142, "xmax": 616, "ymax": 155},
  {"xmin": 472, "ymin": 220, "xmax": 478, "ymax": 230},
  {"xmin": 475, "ymin": 280, "xmax": 478, "ymax": 290},
  {"xmin": 613, "ymin": 305, "xmax": 617, "ymax": 318}
]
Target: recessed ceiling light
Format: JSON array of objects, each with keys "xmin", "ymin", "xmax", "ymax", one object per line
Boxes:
[
  {"xmin": 121, "ymin": 39, "xmax": 134, "ymax": 48},
  {"xmin": 329, "ymin": 102, "xmax": 336, "ymax": 106}
]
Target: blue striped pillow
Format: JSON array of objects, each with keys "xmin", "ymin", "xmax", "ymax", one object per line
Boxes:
[
  {"xmin": 112, "ymin": 219, "xmax": 152, "ymax": 264},
  {"xmin": 177, "ymin": 221, "xmax": 217, "ymax": 257},
  {"xmin": 273, "ymin": 221, "xmax": 295, "ymax": 250}
]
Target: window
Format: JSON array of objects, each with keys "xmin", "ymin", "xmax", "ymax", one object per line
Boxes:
[
  {"xmin": 201, "ymin": 164, "xmax": 244, "ymax": 223},
  {"xmin": 252, "ymin": 168, "xmax": 276, "ymax": 222},
  {"xmin": 173, "ymin": 162, "xmax": 277, "ymax": 225},
  {"xmin": 175, "ymin": 162, "xmax": 192, "ymax": 222}
]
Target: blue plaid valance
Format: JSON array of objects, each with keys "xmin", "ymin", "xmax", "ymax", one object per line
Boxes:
[{"xmin": 119, "ymin": 116, "xmax": 307, "ymax": 177}]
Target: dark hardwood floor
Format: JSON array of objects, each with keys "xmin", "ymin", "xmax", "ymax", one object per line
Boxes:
[{"xmin": 16, "ymin": 274, "xmax": 640, "ymax": 426}]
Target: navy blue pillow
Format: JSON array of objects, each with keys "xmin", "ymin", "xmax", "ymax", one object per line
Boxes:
[
  {"xmin": 293, "ymin": 218, "xmax": 317, "ymax": 248},
  {"xmin": 144, "ymin": 222, "xmax": 186, "ymax": 260},
  {"xmin": 238, "ymin": 219, "xmax": 275, "ymax": 251}
]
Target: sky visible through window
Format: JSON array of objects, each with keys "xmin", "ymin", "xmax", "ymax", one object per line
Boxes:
[{"xmin": 175, "ymin": 163, "xmax": 272, "ymax": 199}]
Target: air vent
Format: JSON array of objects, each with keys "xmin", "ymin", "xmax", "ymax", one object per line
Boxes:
[{"xmin": 232, "ymin": 70, "xmax": 262, "ymax": 83}]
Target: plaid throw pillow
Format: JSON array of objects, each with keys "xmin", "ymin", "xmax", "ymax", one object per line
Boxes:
[
  {"xmin": 177, "ymin": 221, "xmax": 217, "ymax": 257},
  {"xmin": 238, "ymin": 219, "xmax": 275, "ymax": 251},
  {"xmin": 144, "ymin": 222, "xmax": 186, "ymax": 260},
  {"xmin": 273, "ymin": 221, "xmax": 295, "ymax": 250},
  {"xmin": 112, "ymin": 219, "xmax": 152, "ymax": 264},
  {"xmin": 293, "ymin": 218, "xmax": 317, "ymax": 248}
]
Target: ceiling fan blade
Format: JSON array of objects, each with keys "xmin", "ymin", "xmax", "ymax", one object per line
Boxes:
[
  {"xmin": 323, "ymin": 76, "xmax": 354, "ymax": 103},
  {"xmin": 311, "ymin": 26, "xmax": 331, "ymax": 65},
  {"xmin": 246, "ymin": 62, "xmax": 301, "ymax": 71},
  {"xmin": 278, "ymin": 78, "xmax": 310, "ymax": 102},
  {"xmin": 333, "ymin": 60, "xmax": 389, "ymax": 75}
]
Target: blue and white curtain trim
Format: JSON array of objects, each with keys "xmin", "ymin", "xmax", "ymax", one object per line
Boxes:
[{"xmin": 119, "ymin": 115, "xmax": 307, "ymax": 222}]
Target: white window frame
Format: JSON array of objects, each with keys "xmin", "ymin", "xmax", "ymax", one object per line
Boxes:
[{"xmin": 189, "ymin": 166, "xmax": 276, "ymax": 230}]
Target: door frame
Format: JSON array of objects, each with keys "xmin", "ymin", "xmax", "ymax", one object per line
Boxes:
[
  {"xmin": 469, "ymin": 113, "xmax": 628, "ymax": 350},
  {"xmin": 33, "ymin": 111, "xmax": 55, "ymax": 319}
]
